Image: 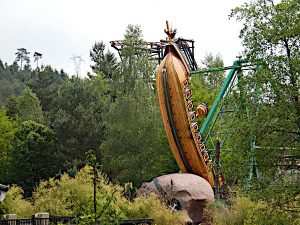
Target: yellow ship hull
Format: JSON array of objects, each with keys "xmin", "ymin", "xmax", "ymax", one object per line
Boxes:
[{"xmin": 156, "ymin": 44, "xmax": 215, "ymax": 187}]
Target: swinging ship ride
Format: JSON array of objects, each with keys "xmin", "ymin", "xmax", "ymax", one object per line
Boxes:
[
  {"xmin": 110, "ymin": 21, "xmax": 228, "ymax": 188},
  {"xmin": 155, "ymin": 22, "xmax": 216, "ymax": 187}
]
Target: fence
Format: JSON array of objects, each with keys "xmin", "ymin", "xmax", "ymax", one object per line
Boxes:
[
  {"xmin": 0, "ymin": 217, "xmax": 154, "ymax": 225},
  {"xmin": 121, "ymin": 218, "xmax": 154, "ymax": 225},
  {"xmin": 0, "ymin": 216, "xmax": 73, "ymax": 225}
]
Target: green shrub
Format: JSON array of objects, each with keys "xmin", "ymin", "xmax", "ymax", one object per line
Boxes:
[
  {"xmin": 1, "ymin": 166, "xmax": 186, "ymax": 224},
  {"xmin": 122, "ymin": 193, "xmax": 186, "ymax": 225},
  {"xmin": 33, "ymin": 166, "xmax": 127, "ymax": 218},
  {"xmin": 0, "ymin": 185, "xmax": 35, "ymax": 217},
  {"xmin": 207, "ymin": 194, "xmax": 299, "ymax": 225}
]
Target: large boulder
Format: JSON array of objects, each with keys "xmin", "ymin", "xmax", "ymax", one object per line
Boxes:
[
  {"xmin": 138, "ymin": 173, "xmax": 214, "ymax": 224},
  {"xmin": 0, "ymin": 184, "xmax": 9, "ymax": 201}
]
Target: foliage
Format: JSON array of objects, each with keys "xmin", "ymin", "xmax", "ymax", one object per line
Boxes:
[
  {"xmin": 114, "ymin": 24, "xmax": 155, "ymax": 92},
  {"xmin": 0, "ymin": 109, "xmax": 15, "ymax": 181},
  {"xmin": 1, "ymin": 166, "xmax": 185, "ymax": 225},
  {"xmin": 249, "ymin": 174, "xmax": 300, "ymax": 220},
  {"xmin": 207, "ymin": 193, "xmax": 299, "ymax": 225},
  {"xmin": 0, "ymin": 166, "xmax": 126, "ymax": 221},
  {"xmin": 201, "ymin": 53, "xmax": 225, "ymax": 91},
  {"xmin": 102, "ymin": 80, "xmax": 177, "ymax": 186},
  {"xmin": 0, "ymin": 185, "xmax": 35, "ymax": 217},
  {"xmin": 101, "ymin": 25, "xmax": 178, "ymax": 186},
  {"xmin": 34, "ymin": 167, "xmax": 95, "ymax": 215},
  {"xmin": 0, "ymin": 61, "xmax": 29, "ymax": 105},
  {"xmin": 28, "ymin": 66, "xmax": 68, "ymax": 112},
  {"xmin": 9, "ymin": 120, "xmax": 59, "ymax": 196},
  {"xmin": 90, "ymin": 41, "xmax": 119, "ymax": 79},
  {"xmin": 15, "ymin": 48, "xmax": 30, "ymax": 70},
  {"xmin": 230, "ymin": 0, "xmax": 300, "ymax": 146},
  {"xmin": 190, "ymin": 53, "xmax": 224, "ymax": 128},
  {"xmin": 226, "ymin": 0, "xmax": 300, "ymax": 218},
  {"xmin": 33, "ymin": 166, "xmax": 126, "ymax": 222},
  {"xmin": 74, "ymin": 190, "xmax": 124, "ymax": 225},
  {"xmin": 122, "ymin": 194, "xmax": 186, "ymax": 225},
  {"xmin": 7, "ymin": 87, "xmax": 44, "ymax": 123},
  {"xmin": 49, "ymin": 76, "xmax": 109, "ymax": 171}
]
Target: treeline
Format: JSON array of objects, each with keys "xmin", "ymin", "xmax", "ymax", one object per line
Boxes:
[{"xmin": 0, "ymin": 25, "xmax": 178, "ymax": 196}]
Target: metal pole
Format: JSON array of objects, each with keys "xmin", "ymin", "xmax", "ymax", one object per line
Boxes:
[
  {"xmin": 214, "ymin": 139, "xmax": 221, "ymax": 199},
  {"xmin": 94, "ymin": 166, "xmax": 97, "ymax": 225}
]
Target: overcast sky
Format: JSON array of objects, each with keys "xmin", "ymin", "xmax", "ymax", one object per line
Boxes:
[{"xmin": 0, "ymin": 0, "xmax": 247, "ymax": 76}]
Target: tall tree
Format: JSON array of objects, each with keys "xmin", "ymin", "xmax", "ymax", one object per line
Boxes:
[
  {"xmin": 28, "ymin": 65, "xmax": 68, "ymax": 112},
  {"xmin": 0, "ymin": 60, "xmax": 4, "ymax": 71},
  {"xmin": 189, "ymin": 53, "xmax": 225, "ymax": 141},
  {"xmin": 191, "ymin": 53, "xmax": 225, "ymax": 110},
  {"xmin": 201, "ymin": 53, "xmax": 225, "ymax": 90},
  {"xmin": 10, "ymin": 120, "xmax": 59, "ymax": 196},
  {"xmin": 101, "ymin": 25, "xmax": 178, "ymax": 186},
  {"xmin": 49, "ymin": 76, "xmax": 109, "ymax": 170},
  {"xmin": 117, "ymin": 25, "xmax": 153, "ymax": 92},
  {"xmin": 229, "ymin": 0, "xmax": 300, "ymax": 217},
  {"xmin": 0, "ymin": 61, "xmax": 28, "ymax": 105},
  {"xmin": 102, "ymin": 80, "xmax": 177, "ymax": 186},
  {"xmin": 33, "ymin": 52, "xmax": 42, "ymax": 68},
  {"xmin": 230, "ymin": 0, "xmax": 300, "ymax": 158},
  {"xmin": 15, "ymin": 48, "xmax": 30, "ymax": 70},
  {"xmin": 90, "ymin": 41, "xmax": 119, "ymax": 79}
]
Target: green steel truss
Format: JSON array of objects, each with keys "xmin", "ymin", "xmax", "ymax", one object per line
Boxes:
[
  {"xmin": 190, "ymin": 59, "xmax": 259, "ymax": 186},
  {"xmin": 190, "ymin": 59, "xmax": 297, "ymax": 187}
]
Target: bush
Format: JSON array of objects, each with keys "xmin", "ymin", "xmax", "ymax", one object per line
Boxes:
[
  {"xmin": 207, "ymin": 193, "xmax": 299, "ymax": 225},
  {"xmin": 33, "ymin": 166, "xmax": 127, "ymax": 220},
  {"xmin": 0, "ymin": 185, "xmax": 35, "ymax": 217},
  {"xmin": 122, "ymin": 193, "xmax": 186, "ymax": 225},
  {"xmin": 1, "ymin": 166, "xmax": 186, "ymax": 224}
]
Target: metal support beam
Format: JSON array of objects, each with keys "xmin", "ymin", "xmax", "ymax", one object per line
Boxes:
[
  {"xmin": 197, "ymin": 60, "xmax": 243, "ymax": 136},
  {"xmin": 253, "ymin": 146, "xmax": 297, "ymax": 150},
  {"xmin": 190, "ymin": 65, "xmax": 240, "ymax": 74}
]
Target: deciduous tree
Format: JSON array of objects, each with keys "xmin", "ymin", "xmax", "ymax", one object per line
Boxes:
[
  {"xmin": 10, "ymin": 120, "xmax": 59, "ymax": 196},
  {"xmin": 229, "ymin": 0, "xmax": 300, "ymax": 217}
]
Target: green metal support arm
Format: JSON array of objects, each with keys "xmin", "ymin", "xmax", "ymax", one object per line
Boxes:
[
  {"xmin": 195, "ymin": 60, "xmax": 242, "ymax": 136},
  {"xmin": 190, "ymin": 65, "xmax": 240, "ymax": 75},
  {"xmin": 190, "ymin": 59, "xmax": 251, "ymax": 76}
]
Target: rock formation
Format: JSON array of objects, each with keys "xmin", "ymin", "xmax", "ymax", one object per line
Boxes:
[{"xmin": 139, "ymin": 173, "xmax": 214, "ymax": 224}]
